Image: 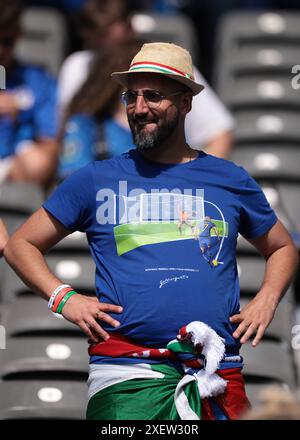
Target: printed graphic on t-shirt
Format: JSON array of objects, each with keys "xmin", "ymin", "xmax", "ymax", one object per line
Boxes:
[{"xmin": 113, "ymin": 190, "xmax": 228, "ymax": 268}]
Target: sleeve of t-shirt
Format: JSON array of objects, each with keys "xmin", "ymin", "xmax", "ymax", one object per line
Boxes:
[
  {"xmin": 238, "ymin": 169, "xmax": 277, "ymax": 239},
  {"xmin": 185, "ymin": 67, "xmax": 235, "ymax": 148},
  {"xmin": 34, "ymin": 70, "xmax": 58, "ymax": 139},
  {"xmin": 43, "ymin": 164, "xmax": 94, "ymax": 232}
]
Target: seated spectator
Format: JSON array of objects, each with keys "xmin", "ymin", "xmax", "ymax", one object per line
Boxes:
[
  {"xmin": 58, "ymin": 0, "xmax": 235, "ymax": 160},
  {"xmin": 0, "ymin": 0, "xmax": 59, "ymax": 187},
  {"xmin": 59, "ymin": 41, "xmax": 142, "ymax": 179}
]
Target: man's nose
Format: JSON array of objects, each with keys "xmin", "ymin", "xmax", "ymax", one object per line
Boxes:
[{"xmin": 134, "ymin": 94, "xmax": 149, "ymax": 115}]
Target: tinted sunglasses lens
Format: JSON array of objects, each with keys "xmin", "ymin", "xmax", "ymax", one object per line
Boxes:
[
  {"xmin": 122, "ymin": 91, "xmax": 137, "ymax": 106},
  {"xmin": 144, "ymin": 90, "xmax": 162, "ymax": 104}
]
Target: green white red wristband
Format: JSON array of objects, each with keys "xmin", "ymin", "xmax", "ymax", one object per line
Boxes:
[
  {"xmin": 48, "ymin": 284, "xmax": 71, "ymax": 309},
  {"xmin": 55, "ymin": 290, "xmax": 78, "ymax": 314}
]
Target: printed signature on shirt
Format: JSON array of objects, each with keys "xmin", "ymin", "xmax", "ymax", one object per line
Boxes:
[{"xmin": 159, "ymin": 275, "xmax": 189, "ymax": 289}]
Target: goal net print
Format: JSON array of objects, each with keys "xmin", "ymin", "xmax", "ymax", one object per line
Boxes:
[{"xmin": 140, "ymin": 192, "xmax": 205, "ymax": 224}]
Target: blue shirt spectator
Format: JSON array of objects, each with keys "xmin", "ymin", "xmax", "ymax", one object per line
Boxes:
[{"xmin": 0, "ymin": 62, "xmax": 58, "ymax": 159}]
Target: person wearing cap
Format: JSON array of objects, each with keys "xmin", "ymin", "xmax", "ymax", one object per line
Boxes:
[{"xmin": 4, "ymin": 42, "xmax": 299, "ymax": 420}]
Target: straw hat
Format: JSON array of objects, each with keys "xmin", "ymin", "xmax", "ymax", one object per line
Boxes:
[{"xmin": 111, "ymin": 42, "xmax": 204, "ymax": 95}]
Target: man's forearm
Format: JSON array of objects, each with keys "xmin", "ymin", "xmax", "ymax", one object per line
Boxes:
[
  {"xmin": 4, "ymin": 238, "xmax": 63, "ymax": 301},
  {"xmin": 258, "ymin": 243, "xmax": 299, "ymax": 303}
]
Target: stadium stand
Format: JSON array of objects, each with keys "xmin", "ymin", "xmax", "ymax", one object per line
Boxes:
[
  {"xmin": 131, "ymin": 12, "xmax": 198, "ymax": 61},
  {"xmin": 15, "ymin": 7, "xmax": 68, "ymax": 75},
  {"xmin": 0, "ymin": 183, "xmax": 43, "ymax": 235},
  {"xmin": 1, "ymin": 253, "xmax": 96, "ymax": 304},
  {"xmin": 0, "ymin": 336, "xmax": 88, "ymax": 380},
  {"xmin": 0, "ymin": 5, "xmax": 299, "ymax": 420},
  {"xmin": 215, "ymin": 9, "xmax": 300, "ymax": 405},
  {"xmin": 241, "ymin": 341, "xmax": 297, "ymax": 388},
  {"xmin": 0, "ymin": 381, "xmax": 87, "ymax": 419}
]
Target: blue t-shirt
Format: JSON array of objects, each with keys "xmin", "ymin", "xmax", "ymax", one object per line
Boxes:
[
  {"xmin": 59, "ymin": 114, "xmax": 133, "ymax": 180},
  {"xmin": 0, "ymin": 62, "xmax": 57, "ymax": 159},
  {"xmin": 43, "ymin": 149, "xmax": 277, "ymax": 367}
]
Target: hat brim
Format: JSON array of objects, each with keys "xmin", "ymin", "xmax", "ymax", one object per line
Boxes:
[{"xmin": 111, "ymin": 69, "xmax": 204, "ymax": 96}]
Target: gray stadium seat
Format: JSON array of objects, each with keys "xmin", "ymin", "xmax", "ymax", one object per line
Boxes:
[
  {"xmin": 219, "ymin": 45, "xmax": 300, "ymax": 79},
  {"xmin": 237, "ymin": 255, "xmax": 295, "ymax": 303},
  {"xmin": 221, "ymin": 75, "xmax": 300, "ymax": 110},
  {"xmin": 231, "ymin": 145, "xmax": 300, "ymax": 181},
  {"xmin": 15, "ymin": 7, "xmax": 68, "ymax": 75},
  {"xmin": 1, "ymin": 253, "xmax": 96, "ymax": 304},
  {"xmin": 233, "ymin": 109, "xmax": 300, "ymax": 145},
  {"xmin": 237, "ymin": 234, "xmax": 260, "ymax": 255},
  {"xmin": 259, "ymin": 181, "xmax": 300, "ymax": 249},
  {"xmin": 0, "ymin": 182, "xmax": 43, "ymax": 216},
  {"xmin": 0, "ymin": 336, "xmax": 88, "ymax": 380},
  {"xmin": 241, "ymin": 340, "xmax": 297, "ymax": 388},
  {"xmin": 239, "ymin": 298, "xmax": 294, "ymax": 343},
  {"xmin": 53, "ymin": 231, "xmax": 89, "ymax": 253},
  {"xmin": 0, "ymin": 297, "xmax": 82, "ymax": 337},
  {"xmin": 217, "ymin": 11, "xmax": 300, "ymax": 54},
  {"xmin": 0, "ymin": 381, "xmax": 87, "ymax": 419},
  {"xmin": 245, "ymin": 381, "xmax": 291, "ymax": 407},
  {"xmin": 131, "ymin": 12, "xmax": 198, "ymax": 61}
]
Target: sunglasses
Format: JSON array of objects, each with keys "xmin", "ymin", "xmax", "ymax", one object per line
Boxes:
[{"xmin": 121, "ymin": 89, "xmax": 183, "ymax": 108}]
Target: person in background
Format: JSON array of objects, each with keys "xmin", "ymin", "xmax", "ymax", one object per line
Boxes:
[
  {"xmin": 0, "ymin": 0, "xmax": 59, "ymax": 187},
  {"xmin": 58, "ymin": 0, "xmax": 235, "ymax": 161},
  {"xmin": 58, "ymin": 40, "xmax": 142, "ymax": 180}
]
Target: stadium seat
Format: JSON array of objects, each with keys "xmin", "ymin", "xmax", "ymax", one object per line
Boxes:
[
  {"xmin": 0, "ymin": 381, "xmax": 87, "ymax": 419},
  {"xmin": 0, "ymin": 336, "xmax": 88, "ymax": 380},
  {"xmin": 237, "ymin": 255, "xmax": 295, "ymax": 302},
  {"xmin": 233, "ymin": 109, "xmax": 300, "ymax": 145},
  {"xmin": 0, "ymin": 183, "xmax": 43, "ymax": 246},
  {"xmin": 239, "ymin": 298, "xmax": 294, "ymax": 343},
  {"xmin": 245, "ymin": 381, "xmax": 291, "ymax": 407},
  {"xmin": 1, "ymin": 253, "xmax": 96, "ymax": 304},
  {"xmin": 231, "ymin": 145, "xmax": 300, "ymax": 181},
  {"xmin": 218, "ymin": 44, "xmax": 300, "ymax": 80},
  {"xmin": 217, "ymin": 11, "xmax": 300, "ymax": 54},
  {"xmin": 0, "ymin": 297, "xmax": 83, "ymax": 337},
  {"xmin": 259, "ymin": 181, "xmax": 300, "ymax": 249},
  {"xmin": 131, "ymin": 12, "xmax": 198, "ymax": 62},
  {"xmin": 0, "ymin": 182, "xmax": 43, "ymax": 216},
  {"xmin": 241, "ymin": 340, "xmax": 297, "ymax": 388},
  {"xmin": 15, "ymin": 7, "xmax": 68, "ymax": 75},
  {"xmin": 236, "ymin": 234, "xmax": 260, "ymax": 255},
  {"xmin": 221, "ymin": 75, "xmax": 300, "ymax": 110},
  {"xmin": 53, "ymin": 231, "xmax": 89, "ymax": 253}
]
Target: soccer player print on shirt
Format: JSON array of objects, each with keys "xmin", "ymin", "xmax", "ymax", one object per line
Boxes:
[{"xmin": 113, "ymin": 190, "xmax": 228, "ymax": 268}]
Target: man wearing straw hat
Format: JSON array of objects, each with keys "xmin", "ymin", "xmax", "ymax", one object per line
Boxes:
[{"xmin": 4, "ymin": 42, "xmax": 299, "ymax": 420}]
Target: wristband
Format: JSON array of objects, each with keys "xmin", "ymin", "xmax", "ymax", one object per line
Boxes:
[
  {"xmin": 48, "ymin": 284, "xmax": 71, "ymax": 309},
  {"xmin": 51, "ymin": 287, "xmax": 74, "ymax": 312},
  {"xmin": 55, "ymin": 290, "xmax": 78, "ymax": 315}
]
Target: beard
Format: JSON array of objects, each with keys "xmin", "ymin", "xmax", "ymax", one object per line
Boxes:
[{"xmin": 128, "ymin": 109, "xmax": 179, "ymax": 151}]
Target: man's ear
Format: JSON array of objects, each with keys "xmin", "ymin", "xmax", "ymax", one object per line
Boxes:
[{"xmin": 180, "ymin": 93, "xmax": 193, "ymax": 115}]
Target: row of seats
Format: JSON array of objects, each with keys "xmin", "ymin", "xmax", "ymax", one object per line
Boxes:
[
  {"xmin": 215, "ymin": 10, "xmax": 300, "ymax": 404},
  {"xmin": 16, "ymin": 7, "xmax": 198, "ymax": 76}
]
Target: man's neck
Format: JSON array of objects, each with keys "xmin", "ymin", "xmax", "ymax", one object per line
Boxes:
[{"xmin": 138, "ymin": 133, "xmax": 198, "ymax": 165}]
